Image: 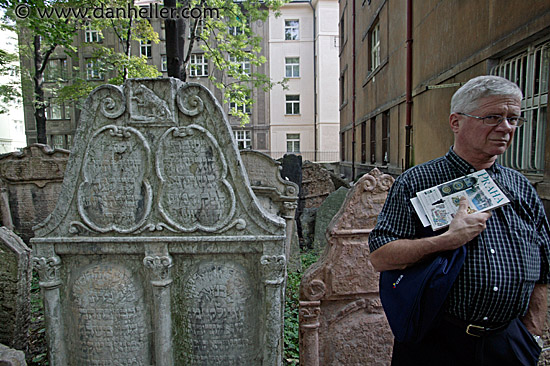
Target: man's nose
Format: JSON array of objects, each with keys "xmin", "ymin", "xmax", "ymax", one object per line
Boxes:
[{"xmin": 495, "ymin": 118, "xmax": 515, "ymax": 132}]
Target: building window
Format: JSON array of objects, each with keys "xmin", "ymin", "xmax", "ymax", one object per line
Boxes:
[
  {"xmin": 286, "ymin": 133, "xmax": 300, "ymax": 153},
  {"xmin": 382, "ymin": 111, "xmax": 390, "ymax": 165},
  {"xmin": 161, "ymin": 55, "xmax": 167, "ymax": 72},
  {"xmin": 228, "ymin": 17, "xmax": 249, "ymax": 36},
  {"xmin": 47, "ymin": 99, "xmax": 71, "ymax": 120},
  {"xmin": 189, "ymin": 54, "xmax": 208, "ymax": 77},
  {"xmin": 189, "ymin": 18, "xmax": 204, "ymax": 39},
  {"xmin": 491, "ymin": 41, "xmax": 549, "ymax": 174},
  {"xmin": 49, "ymin": 134, "xmax": 71, "ymax": 150},
  {"xmin": 340, "ymin": 14, "xmax": 345, "ymax": 47},
  {"xmin": 84, "ymin": 24, "xmax": 101, "ymax": 43},
  {"xmin": 369, "ymin": 21, "xmax": 381, "ymax": 71},
  {"xmin": 370, "ymin": 117, "xmax": 376, "ymax": 164},
  {"xmin": 229, "ymin": 55, "xmax": 251, "ymax": 76},
  {"xmin": 86, "ymin": 59, "xmax": 104, "ymax": 80},
  {"xmin": 234, "ymin": 130, "xmax": 251, "ymax": 149},
  {"xmin": 285, "ymin": 20, "xmax": 299, "ymax": 40},
  {"xmin": 285, "ymin": 57, "xmax": 300, "ymax": 78},
  {"xmin": 285, "ymin": 95, "xmax": 300, "ymax": 115},
  {"xmin": 44, "ymin": 59, "xmax": 67, "ymax": 82},
  {"xmin": 140, "ymin": 40, "xmax": 152, "ymax": 58},
  {"xmin": 229, "ymin": 100, "xmax": 251, "ymax": 114},
  {"xmin": 341, "ymin": 132, "xmax": 346, "ymax": 161}
]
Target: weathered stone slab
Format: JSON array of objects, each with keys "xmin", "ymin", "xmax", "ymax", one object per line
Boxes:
[
  {"xmin": 312, "ymin": 187, "xmax": 349, "ymax": 254},
  {"xmin": 299, "ymin": 169, "xmax": 394, "ymax": 366},
  {"xmin": 301, "ymin": 161, "xmax": 336, "ymax": 209},
  {"xmin": 0, "ymin": 227, "xmax": 32, "ymax": 352},
  {"xmin": 241, "ymin": 150, "xmax": 299, "ymax": 271},
  {"xmin": 32, "ymin": 79, "xmax": 287, "ymax": 366},
  {"xmin": 0, "ymin": 343, "xmax": 27, "ymax": 366},
  {"xmin": 0, "ymin": 144, "xmax": 69, "ymax": 244}
]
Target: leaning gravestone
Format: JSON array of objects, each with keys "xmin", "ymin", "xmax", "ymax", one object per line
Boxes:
[
  {"xmin": 240, "ymin": 150, "xmax": 300, "ymax": 271},
  {"xmin": 31, "ymin": 79, "xmax": 287, "ymax": 366},
  {"xmin": 312, "ymin": 187, "xmax": 349, "ymax": 254},
  {"xmin": 0, "ymin": 227, "xmax": 32, "ymax": 352},
  {"xmin": 299, "ymin": 169, "xmax": 394, "ymax": 366},
  {"xmin": 0, "ymin": 144, "xmax": 70, "ymax": 244}
]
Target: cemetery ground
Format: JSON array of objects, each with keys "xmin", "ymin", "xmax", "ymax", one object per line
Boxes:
[{"xmin": 25, "ymin": 249, "xmax": 320, "ymax": 366}]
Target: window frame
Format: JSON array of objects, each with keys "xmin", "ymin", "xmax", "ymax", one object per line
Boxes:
[
  {"xmin": 234, "ymin": 130, "xmax": 252, "ymax": 149},
  {"xmin": 189, "ymin": 54, "xmax": 209, "ymax": 77},
  {"xmin": 285, "ymin": 19, "xmax": 300, "ymax": 41},
  {"xmin": 285, "ymin": 94, "xmax": 300, "ymax": 115},
  {"xmin": 286, "ymin": 133, "xmax": 300, "ymax": 153},
  {"xmin": 285, "ymin": 57, "xmax": 300, "ymax": 78}
]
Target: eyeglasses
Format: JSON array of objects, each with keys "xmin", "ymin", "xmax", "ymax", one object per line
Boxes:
[{"xmin": 457, "ymin": 112, "xmax": 526, "ymax": 128}]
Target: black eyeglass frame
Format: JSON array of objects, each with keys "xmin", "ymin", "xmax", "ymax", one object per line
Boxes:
[{"xmin": 457, "ymin": 112, "xmax": 527, "ymax": 128}]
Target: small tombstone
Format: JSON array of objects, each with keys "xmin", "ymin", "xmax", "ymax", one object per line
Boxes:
[
  {"xmin": 312, "ymin": 187, "xmax": 349, "ymax": 254},
  {"xmin": 299, "ymin": 169, "xmax": 394, "ymax": 366},
  {"xmin": 0, "ymin": 227, "xmax": 32, "ymax": 352},
  {"xmin": 0, "ymin": 144, "xmax": 70, "ymax": 244},
  {"xmin": 31, "ymin": 79, "xmax": 287, "ymax": 366},
  {"xmin": 301, "ymin": 162, "xmax": 336, "ymax": 209},
  {"xmin": 280, "ymin": 154, "xmax": 304, "ymax": 241},
  {"xmin": 240, "ymin": 150, "xmax": 300, "ymax": 270}
]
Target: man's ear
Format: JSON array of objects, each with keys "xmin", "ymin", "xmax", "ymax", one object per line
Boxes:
[{"xmin": 449, "ymin": 113, "xmax": 461, "ymax": 133}]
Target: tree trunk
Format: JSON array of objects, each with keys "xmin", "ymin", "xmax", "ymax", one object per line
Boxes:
[{"xmin": 33, "ymin": 35, "xmax": 47, "ymax": 145}]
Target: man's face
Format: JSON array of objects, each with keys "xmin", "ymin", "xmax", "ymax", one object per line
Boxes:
[{"xmin": 452, "ymin": 95, "xmax": 522, "ymax": 161}]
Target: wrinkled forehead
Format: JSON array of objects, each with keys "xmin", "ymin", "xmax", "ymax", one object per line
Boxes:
[{"xmin": 469, "ymin": 95, "xmax": 522, "ymax": 114}]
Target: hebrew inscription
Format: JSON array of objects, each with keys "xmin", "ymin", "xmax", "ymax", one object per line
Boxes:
[
  {"xmin": 77, "ymin": 126, "xmax": 152, "ymax": 233},
  {"xmin": 157, "ymin": 126, "xmax": 236, "ymax": 232},
  {"xmin": 70, "ymin": 263, "xmax": 149, "ymax": 366},
  {"xmin": 176, "ymin": 262, "xmax": 258, "ymax": 365}
]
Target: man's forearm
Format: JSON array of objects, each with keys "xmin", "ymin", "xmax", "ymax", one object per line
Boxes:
[{"xmin": 521, "ymin": 283, "xmax": 548, "ymax": 336}]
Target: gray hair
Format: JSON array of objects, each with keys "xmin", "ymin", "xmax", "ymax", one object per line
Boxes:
[{"xmin": 450, "ymin": 75, "xmax": 523, "ymax": 114}]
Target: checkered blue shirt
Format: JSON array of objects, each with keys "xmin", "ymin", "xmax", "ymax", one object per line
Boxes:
[{"xmin": 369, "ymin": 148, "xmax": 550, "ymax": 324}]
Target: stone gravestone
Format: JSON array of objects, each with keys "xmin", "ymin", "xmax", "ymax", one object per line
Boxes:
[
  {"xmin": 0, "ymin": 227, "xmax": 32, "ymax": 352},
  {"xmin": 301, "ymin": 161, "xmax": 335, "ymax": 209},
  {"xmin": 0, "ymin": 144, "xmax": 70, "ymax": 244},
  {"xmin": 240, "ymin": 150, "xmax": 300, "ymax": 271},
  {"xmin": 31, "ymin": 79, "xmax": 287, "ymax": 366},
  {"xmin": 299, "ymin": 169, "xmax": 394, "ymax": 366},
  {"xmin": 312, "ymin": 187, "xmax": 349, "ymax": 255}
]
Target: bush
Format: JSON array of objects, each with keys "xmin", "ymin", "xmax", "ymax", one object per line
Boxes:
[{"xmin": 284, "ymin": 251, "xmax": 319, "ymax": 365}]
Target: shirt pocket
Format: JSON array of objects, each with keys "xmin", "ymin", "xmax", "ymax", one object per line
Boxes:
[{"xmin": 513, "ymin": 223, "xmax": 541, "ymax": 282}]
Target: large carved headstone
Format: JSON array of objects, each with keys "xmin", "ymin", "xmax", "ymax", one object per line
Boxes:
[
  {"xmin": 240, "ymin": 150, "xmax": 299, "ymax": 270},
  {"xmin": 0, "ymin": 227, "xmax": 32, "ymax": 352},
  {"xmin": 31, "ymin": 79, "xmax": 287, "ymax": 366},
  {"xmin": 0, "ymin": 144, "xmax": 69, "ymax": 244},
  {"xmin": 299, "ymin": 169, "xmax": 394, "ymax": 366}
]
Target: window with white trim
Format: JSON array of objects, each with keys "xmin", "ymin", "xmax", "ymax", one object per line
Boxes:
[
  {"xmin": 285, "ymin": 94, "xmax": 300, "ymax": 115},
  {"xmin": 234, "ymin": 130, "xmax": 251, "ymax": 149},
  {"xmin": 491, "ymin": 41, "xmax": 549, "ymax": 174},
  {"xmin": 161, "ymin": 55, "xmax": 167, "ymax": 72},
  {"xmin": 189, "ymin": 54, "xmax": 208, "ymax": 77},
  {"xmin": 140, "ymin": 40, "xmax": 152, "ymax": 58},
  {"xmin": 370, "ymin": 21, "xmax": 380, "ymax": 71},
  {"xmin": 286, "ymin": 133, "xmax": 300, "ymax": 153},
  {"xmin": 44, "ymin": 59, "xmax": 67, "ymax": 82},
  {"xmin": 229, "ymin": 100, "xmax": 251, "ymax": 114},
  {"xmin": 285, "ymin": 20, "xmax": 299, "ymax": 40},
  {"xmin": 47, "ymin": 98, "xmax": 71, "ymax": 120},
  {"xmin": 85, "ymin": 24, "xmax": 101, "ymax": 43},
  {"xmin": 285, "ymin": 57, "xmax": 300, "ymax": 78},
  {"xmin": 229, "ymin": 55, "xmax": 251, "ymax": 76},
  {"xmin": 86, "ymin": 59, "xmax": 104, "ymax": 80}
]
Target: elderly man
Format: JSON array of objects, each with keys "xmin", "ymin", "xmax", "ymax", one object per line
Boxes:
[{"xmin": 369, "ymin": 75, "xmax": 550, "ymax": 366}]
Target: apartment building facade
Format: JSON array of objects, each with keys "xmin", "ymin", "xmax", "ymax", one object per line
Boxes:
[
  {"xmin": 20, "ymin": 0, "xmax": 340, "ymax": 162},
  {"xmin": 339, "ymin": 0, "xmax": 550, "ymax": 195}
]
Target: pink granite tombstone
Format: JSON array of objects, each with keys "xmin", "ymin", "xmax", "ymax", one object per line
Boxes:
[{"xmin": 299, "ymin": 168, "xmax": 394, "ymax": 366}]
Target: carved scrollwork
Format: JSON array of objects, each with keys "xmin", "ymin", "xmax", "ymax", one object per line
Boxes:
[
  {"xmin": 303, "ymin": 279, "xmax": 327, "ymax": 301},
  {"xmin": 261, "ymin": 255, "xmax": 286, "ymax": 285},
  {"xmin": 93, "ymin": 85, "xmax": 126, "ymax": 119},
  {"xmin": 33, "ymin": 255, "xmax": 62, "ymax": 288},
  {"xmin": 143, "ymin": 255, "xmax": 173, "ymax": 286},
  {"xmin": 176, "ymin": 84, "xmax": 204, "ymax": 116},
  {"xmin": 299, "ymin": 301, "xmax": 321, "ymax": 329},
  {"xmin": 362, "ymin": 174, "xmax": 378, "ymax": 192},
  {"xmin": 378, "ymin": 174, "xmax": 395, "ymax": 191}
]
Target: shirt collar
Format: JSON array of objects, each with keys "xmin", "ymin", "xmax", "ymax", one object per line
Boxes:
[{"xmin": 445, "ymin": 147, "xmax": 501, "ymax": 175}]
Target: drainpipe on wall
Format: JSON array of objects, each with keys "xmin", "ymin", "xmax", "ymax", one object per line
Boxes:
[
  {"xmin": 351, "ymin": 0, "xmax": 357, "ymax": 178},
  {"xmin": 309, "ymin": 1, "xmax": 318, "ymax": 162},
  {"xmin": 405, "ymin": 0, "xmax": 413, "ymax": 170}
]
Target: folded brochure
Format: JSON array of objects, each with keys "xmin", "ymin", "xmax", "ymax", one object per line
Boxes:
[{"xmin": 410, "ymin": 169, "xmax": 510, "ymax": 230}]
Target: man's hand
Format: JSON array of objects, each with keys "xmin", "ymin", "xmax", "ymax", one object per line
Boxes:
[
  {"xmin": 443, "ymin": 196, "xmax": 492, "ymax": 250},
  {"xmin": 369, "ymin": 196, "xmax": 491, "ymax": 272}
]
